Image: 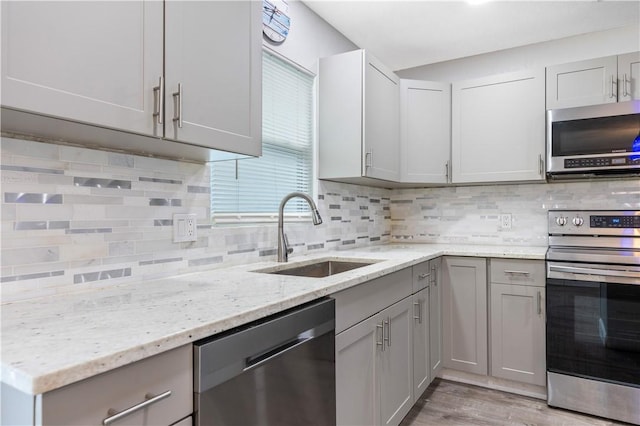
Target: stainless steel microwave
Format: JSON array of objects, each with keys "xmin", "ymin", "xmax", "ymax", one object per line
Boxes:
[{"xmin": 546, "ymin": 101, "xmax": 640, "ymax": 179}]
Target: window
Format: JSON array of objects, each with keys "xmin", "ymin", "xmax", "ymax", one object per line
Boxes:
[{"xmin": 211, "ymin": 50, "xmax": 315, "ymax": 224}]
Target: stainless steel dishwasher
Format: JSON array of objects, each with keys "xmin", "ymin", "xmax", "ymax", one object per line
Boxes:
[{"xmin": 194, "ymin": 298, "xmax": 335, "ymax": 426}]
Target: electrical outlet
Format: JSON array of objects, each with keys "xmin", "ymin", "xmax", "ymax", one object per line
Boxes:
[
  {"xmin": 499, "ymin": 213, "xmax": 512, "ymax": 230},
  {"xmin": 173, "ymin": 213, "xmax": 197, "ymax": 243}
]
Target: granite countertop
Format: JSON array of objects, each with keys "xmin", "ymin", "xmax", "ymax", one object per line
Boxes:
[{"xmin": 0, "ymin": 243, "xmax": 547, "ymax": 395}]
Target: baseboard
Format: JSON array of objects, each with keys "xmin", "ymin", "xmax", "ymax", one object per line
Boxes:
[{"xmin": 439, "ymin": 368, "xmax": 547, "ymax": 400}]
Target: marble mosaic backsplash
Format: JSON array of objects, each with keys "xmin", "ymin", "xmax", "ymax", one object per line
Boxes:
[
  {"xmin": 1, "ymin": 136, "xmax": 391, "ymax": 302},
  {"xmin": 391, "ymin": 179, "xmax": 640, "ymax": 247},
  {"xmin": 2, "ymin": 135, "xmax": 639, "ymax": 302}
]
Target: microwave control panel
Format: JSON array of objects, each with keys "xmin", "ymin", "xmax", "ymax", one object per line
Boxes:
[{"xmin": 564, "ymin": 156, "xmax": 638, "ymax": 168}]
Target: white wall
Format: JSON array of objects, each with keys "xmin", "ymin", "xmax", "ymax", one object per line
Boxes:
[
  {"xmin": 263, "ymin": 0, "xmax": 357, "ymax": 73},
  {"xmin": 397, "ymin": 24, "xmax": 640, "ymax": 81}
]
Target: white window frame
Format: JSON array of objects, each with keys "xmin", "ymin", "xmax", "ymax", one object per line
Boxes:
[{"xmin": 211, "ymin": 47, "xmax": 317, "ymax": 226}]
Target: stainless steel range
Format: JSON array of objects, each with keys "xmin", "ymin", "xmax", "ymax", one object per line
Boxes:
[{"xmin": 546, "ymin": 210, "xmax": 640, "ymax": 425}]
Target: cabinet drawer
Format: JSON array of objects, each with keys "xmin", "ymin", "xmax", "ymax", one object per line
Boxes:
[
  {"xmin": 412, "ymin": 261, "xmax": 432, "ymax": 293},
  {"xmin": 490, "ymin": 258, "xmax": 544, "ymax": 287},
  {"xmin": 333, "ymin": 268, "xmax": 412, "ymax": 334},
  {"xmin": 40, "ymin": 345, "xmax": 192, "ymax": 426}
]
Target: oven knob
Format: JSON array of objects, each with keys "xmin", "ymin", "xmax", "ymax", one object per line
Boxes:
[
  {"xmin": 555, "ymin": 216, "xmax": 567, "ymax": 226},
  {"xmin": 572, "ymin": 217, "xmax": 584, "ymax": 227}
]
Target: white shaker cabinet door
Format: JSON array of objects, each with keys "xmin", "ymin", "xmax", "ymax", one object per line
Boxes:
[
  {"xmin": 1, "ymin": 1, "xmax": 163, "ymax": 136},
  {"xmin": 451, "ymin": 69, "xmax": 545, "ymax": 183},
  {"xmin": 618, "ymin": 52, "xmax": 640, "ymax": 102},
  {"xmin": 363, "ymin": 54, "xmax": 401, "ymax": 182},
  {"xmin": 164, "ymin": 0, "xmax": 262, "ymax": 156},
  {"xmin": 400, "ymin": 79, "xmax": 451, "ymax": 184},
  {"xmin": 546, "ymin": 56, "xmax": 618, "ymax": 109}
]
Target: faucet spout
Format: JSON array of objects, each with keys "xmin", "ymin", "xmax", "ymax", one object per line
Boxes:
[{"xmin": 277, "ymin": 192, "xmax": 323, "ymax": 262}]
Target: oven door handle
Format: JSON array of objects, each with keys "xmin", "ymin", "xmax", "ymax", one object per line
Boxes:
[{"xmin": 549, "ymin": 265, "xmax": 640, "ymax": 280}]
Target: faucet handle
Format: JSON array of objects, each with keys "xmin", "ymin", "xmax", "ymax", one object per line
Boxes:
[{"xmin": 284, "ymin": 233, "xmax": 294, "ymax": 255}]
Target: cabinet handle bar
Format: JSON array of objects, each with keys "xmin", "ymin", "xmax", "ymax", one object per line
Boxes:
[
  {"xmin": 504, "ymin": 270, "xmax": 530, "ymax": 275},
  {"xmin": 153, "ymin": 76, "xmax": 164, "ymax": 125},
  {"xmin": 376, "ymin": 322, "xmax": 384, "ymax": 351},
  {"xmin": 103, "ymin": 390, "xmax": 172, "ymax": 425},
  {"xmin": 623, "ymin": 73, "xmax": 630, "ymax": 97},
  {"xmin": 537, "ymin": 291, "xmax": 542, "ymax": 316},
  {"xmin": 610, "ymin": 75, "xmax": 617, "ymax": 99},
  {"xmin": 384, "ymin": 317, "xmax": 391, "ymax": 347},
  {"xmin": 173, "ymin": 83, "xmax": 183, "ymax": 128},
  {"xmin": 414, "ymin": 300, "xmax": 424, "ymax": 324},
  {"xmin": 432, "ymin": 266, "xmax": 437, "ymax": 286},
  {"xmin": 538, "ymin": 154, "xmax": 544, "ymax": 176}
]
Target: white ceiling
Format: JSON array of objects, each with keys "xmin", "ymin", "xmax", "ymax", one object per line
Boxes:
[{"xmin": 303, "ymin": 1, "xmax": 640, "ymax": 71}]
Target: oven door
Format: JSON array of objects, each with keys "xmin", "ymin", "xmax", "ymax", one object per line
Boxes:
[{"xmin": 546, "ymin": 261, "xmax": 640, "ymax": 387}]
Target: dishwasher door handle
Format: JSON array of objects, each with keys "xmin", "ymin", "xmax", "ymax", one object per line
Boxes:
[{"xmin": 243, "ymin": 334, "xmax": 312, "ymax": 372}]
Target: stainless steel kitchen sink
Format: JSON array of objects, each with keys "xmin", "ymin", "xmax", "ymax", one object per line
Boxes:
[{"xmin": 254, "ymin": 258, "xmax": 379, "ymax": 278}]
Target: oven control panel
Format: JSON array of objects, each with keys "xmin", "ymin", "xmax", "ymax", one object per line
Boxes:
[
  {"xmin": 549, "ymin": 210, "xmax": 640, "ymax": 235},
  {"xmin": 590, "ymin": 215, "xmax": 640, "ymax": 228}
]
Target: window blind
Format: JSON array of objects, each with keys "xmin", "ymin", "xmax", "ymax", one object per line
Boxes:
[{"xmin": 211, "ymin": 50, "xmax": 314, "ymax": 223}]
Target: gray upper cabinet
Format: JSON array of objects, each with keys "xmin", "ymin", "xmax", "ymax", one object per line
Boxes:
[
  {"xmin": 319, "ymin": 49, "xmax": 400, "ymax": 185},
  {"xmin": 164, "ymin": 1, "xmax": 261, "ymax": 156},
  {"xmin": 617, "ymin": 52, "xmax": 640, "ymax": 102},
  {"xmin": 1, "ymin": 1, "xmax": 163, "ymax": 137},
  {"xmin": 451, "ymin": 69, "xmax": 545, "ymax": 184},
  {"xmin": 400, "ymin": 79, "xmax": 451, "ymax": 184},
  {"xmin": 1, "ymin": 0, "xmax": 262, "ymax": 160},
  {"xmin": 546, "ymin": 52, "xmax": 640, "ymax": 109},
  {"xmin": 442, "ymin": 256, "xmax": 488, "ymax": 375}
]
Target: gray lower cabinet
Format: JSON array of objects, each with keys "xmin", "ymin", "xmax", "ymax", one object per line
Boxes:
[
  {"xmin": 412, "ymin": 287, "xmax": 430, "ymax": 400},
  {"xmin": 335, "ymin": 313, "xmax": 380, "ymax": 426},
  {"xmin": 442, "ymin": 256, "xmax": 547, "ymax": 389},
  {"xmin": 411, "ymin": 257, "xmax": 442, "ymax": 402},
  {"xmin": 333, "ymin": 266, "xmax": 423, "ymax": 426},
  {"xmin": 428, "ymin": 258, "xmax": 443, "ymax": 379},
  {"xmin": 379, "ymin": 297, "xmax": 414, "ymax": 426},
  {"xmin": 335, "ymin": 296, "xmax": 413, "ymax": 426},
  {"xmin": 2, "ymin": 344, "xmax": 193, "ymax": 425},
  {"xmin": 489, "ymin": 259, "xmax": 546, "ymax": 386},
  {"xmin": 442, "ymin": 257, "xmax": 488, "ymax": 375}
]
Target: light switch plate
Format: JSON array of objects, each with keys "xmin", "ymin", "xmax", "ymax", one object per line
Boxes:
[{"xmin": 173, "ymin": 213, "xmax": 197, "ymax": 242}]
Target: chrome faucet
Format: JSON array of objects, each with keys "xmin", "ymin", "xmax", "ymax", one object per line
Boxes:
[{"xmin": 278, "ymin": 192, "xmax": 323, "ymax": 262}]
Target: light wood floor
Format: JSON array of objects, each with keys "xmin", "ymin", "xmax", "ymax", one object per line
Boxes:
[{"xmin": 400, "ymin": 379, "xmax": 628, "ymax": 426}]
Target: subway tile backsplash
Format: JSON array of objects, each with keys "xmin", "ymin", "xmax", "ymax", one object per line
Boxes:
[
  {"xmin": 1, "ymin": 136, "xmax": 391, "ymax": 302},
  {"xmin": 391, "ymin": 180, "xmax": 640, "ymax": 246},
  {"xmin": 2, "ymin": 135, "xmax": 639, "ymax": 302}
]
